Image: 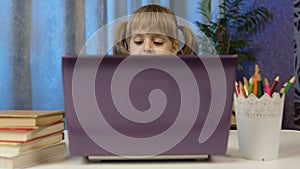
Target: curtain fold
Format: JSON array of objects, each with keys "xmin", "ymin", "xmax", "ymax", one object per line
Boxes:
[
  {"xmin": 13, "ymin": 0, "xmax": 32, "ymax": 109},
  {"xmin": 65, "ymin": 0, "xmax": 86, "ymax": 54},
  {"xmin": 0, "ymin": 0, "xmax": 14, "ymax": 109},
  {"xmin": 30, "ymin": 0, "xmax": 66, "ymax": 110},
  {"xmin": 86, "ymin": 0, "xmax": 107, "ymax": 54}
]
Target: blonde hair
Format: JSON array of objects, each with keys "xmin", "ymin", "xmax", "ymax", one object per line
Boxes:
[{"xmin": 113, "ymin": 4, "xmax": 199, "ymax": 55}]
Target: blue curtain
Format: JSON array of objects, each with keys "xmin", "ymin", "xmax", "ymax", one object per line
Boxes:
[
  {"xmin": 0, "ymin": 0, "xmax": 202, "ymax": 110},
  {"xmin": 0, "ymin": 0, "xmax": 106, "ymax": 110}
]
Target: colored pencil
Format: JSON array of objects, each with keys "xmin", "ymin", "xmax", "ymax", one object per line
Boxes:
[
  {"xmin": 270, "ymin": 76, "xmax": 279, "ymax": 95},
  {"xmin": 284, "ymin": 76, "xmax": 295, "ymax": 94},
  {"xmin": 249, "ymin": 76, "xmax": 253, "ymax": 95},
  {"xmin": 243, "ymin": 77, "xmax": 250, "ymax": 95},
  {"xmin": 257, "ymin": 74, "xmax": 263, "ymax": 98},
  {"xmin": 235, "ymin": 81, "xmax": 240, "ymax": 96},
  {"xmin": 264, "ymin": 78, "xmax": 271, "ymax": 96},
  {"xmin": 279, "ymin": 83, "xmax": 287, "ymax": 95},
  {"xmin": 239, "ymin": 81, "xmax": 247, "ymax": 98},
  {"xmin": 253, "ymin": 64, "xmax": 260, "ymax": 96}
]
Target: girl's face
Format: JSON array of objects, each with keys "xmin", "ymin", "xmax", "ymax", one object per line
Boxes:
[{"xmin": 128, "ymin": 33, "xmax": 178, "ymax": 55}]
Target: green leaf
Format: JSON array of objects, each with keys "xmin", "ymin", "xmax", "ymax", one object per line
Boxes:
[{"xmin": 195, "ymin": 0, "xmax": 272, "ymax": 66}]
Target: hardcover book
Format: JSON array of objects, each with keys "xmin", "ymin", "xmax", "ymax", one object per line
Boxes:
[
  {"xmin": 0, "ymin": 133, "xmax": 63, "ymax": 156},
  {"xmin": 0, "ymin": 142, "xmax": 66, "ymax": 169},
  {"xmin": 0, "ymin": 122, "xmax": 64, "ymax": 142},
  {"xmin": 0, "ymin": 110, "xmax": 65, "ymax": 127}
]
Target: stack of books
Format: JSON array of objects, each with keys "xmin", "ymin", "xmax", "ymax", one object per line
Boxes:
[{"xmin": 0, "ymin": 110, "xmax": 66, "ymax": 169}]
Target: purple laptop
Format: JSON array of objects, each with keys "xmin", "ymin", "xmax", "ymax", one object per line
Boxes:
[{"xmin": 62, "ymin": 54, "xmax": 237, "ymax": 160}]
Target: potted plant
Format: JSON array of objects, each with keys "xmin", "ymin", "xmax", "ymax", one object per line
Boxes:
[{"xmin": 195, "ymin": 0, "xmax": 273, "ymax": 69}]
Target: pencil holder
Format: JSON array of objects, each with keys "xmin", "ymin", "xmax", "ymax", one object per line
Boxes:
[{"xmin": 233, "ymin": 93, "xmax": 285, "ymax": 161}]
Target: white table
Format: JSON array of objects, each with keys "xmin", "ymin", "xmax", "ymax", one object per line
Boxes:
[{"xmin": 29, "ymin": 130, "xmax": 300, "ymax": 169}]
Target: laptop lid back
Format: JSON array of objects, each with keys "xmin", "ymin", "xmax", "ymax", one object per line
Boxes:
[{"xmin": 62, "ymin": 54, "xmax": 237, "ymax": 157}]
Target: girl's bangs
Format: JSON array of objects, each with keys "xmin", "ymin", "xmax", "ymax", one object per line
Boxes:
[{"xmin": 126, "ymin": 12, "xmax": 178, "ymax": 39}]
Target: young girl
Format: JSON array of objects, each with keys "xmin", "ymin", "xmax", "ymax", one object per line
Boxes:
[{"xmin": 113, "ymin": 4, "xmax": 199, "ymax": 55}]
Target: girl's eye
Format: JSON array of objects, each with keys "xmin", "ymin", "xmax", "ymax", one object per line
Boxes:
[
  {"xmin": 154, "ymin": 42, "xmax": 163, "ymax": 45},
  {"xmin": 134, "ymin": 41, "xmax": 143, "ymax": 45}
]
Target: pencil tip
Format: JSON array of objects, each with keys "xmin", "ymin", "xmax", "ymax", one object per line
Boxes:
[
  {"xmin": 290, "ymin": 76, "xmax": 295, "ymax": 83},
  {"xmin": 264, "ymin": 78, "xmax": 269, "ymax": 84},
  {"xmin": 255, "ymin": 64, "xmax": 260, "ymax": 74}
]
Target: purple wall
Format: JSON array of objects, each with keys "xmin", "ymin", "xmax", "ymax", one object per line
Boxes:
[{"xmin": 237, "ymin": 0, "xmax": 295, "ymax": 129}]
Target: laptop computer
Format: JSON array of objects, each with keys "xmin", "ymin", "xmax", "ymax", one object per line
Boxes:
[{"xmin": 62, "ymin": 54, "xmax": 237, "ymax": 160}]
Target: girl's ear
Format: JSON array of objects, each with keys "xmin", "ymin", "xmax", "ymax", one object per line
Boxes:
[{"xmin": 171, "ymin": 40, "xmax": 179, "ymax": 55}]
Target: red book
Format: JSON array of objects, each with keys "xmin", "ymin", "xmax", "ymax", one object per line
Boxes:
[{"xmin": 0, "ymin": 122, "xmax": 64, "ymax": 143}]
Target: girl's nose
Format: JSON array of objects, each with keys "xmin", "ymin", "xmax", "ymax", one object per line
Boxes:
[{"xmin": 143, "ymin": 40, "xmax": 153, "ymax": 53}]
